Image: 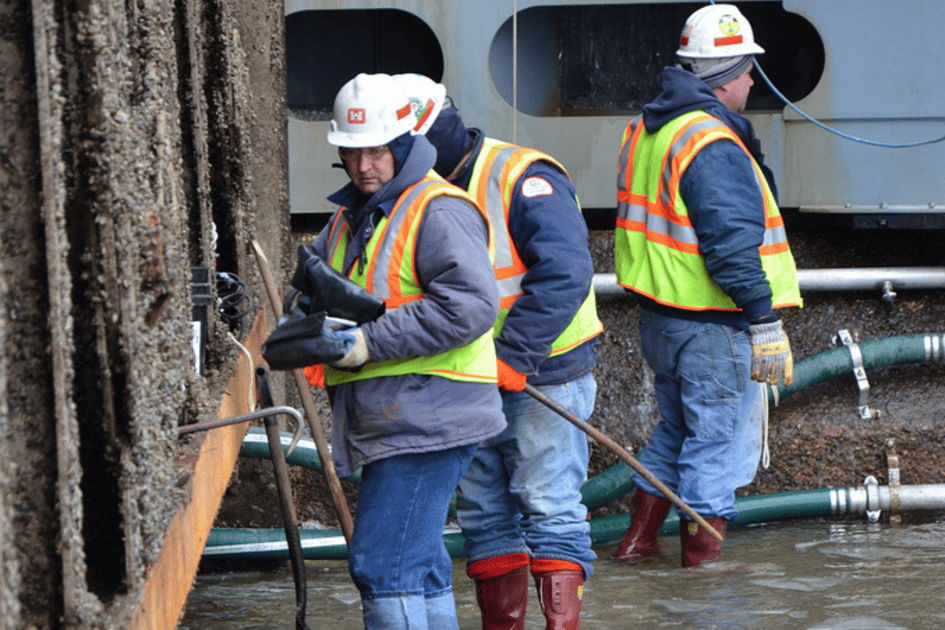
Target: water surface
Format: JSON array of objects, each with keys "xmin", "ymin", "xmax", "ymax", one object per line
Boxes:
[{"xmin": 180, "ymin": 519, "xmax": 945, "ymax": 629}]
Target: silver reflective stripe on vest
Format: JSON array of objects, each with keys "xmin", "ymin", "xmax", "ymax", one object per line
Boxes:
[
  {"xmin": 480, "ymin": 143, "xmax": 523, "ymax": 272},
  {"xmin": 616, "ymin": 116, "xmax": 641, "ymax": 194},
  {"xmin": 367, "ymin": 179, "xmax": 438, "ymax": 300},
  {"xmin": 660, "ymin": 115, "xmax": 724, "ymax": 210},
  {"xmin": 765, "ymin": 220, "xmax": 789, "ymax": 247},
  {"xmin": 497, "ymin": 276, "xmax": 523, "ymax": 300},
  {"xmin": 617, "ymin": 116, "xmax": 715, "ymax": 248}
]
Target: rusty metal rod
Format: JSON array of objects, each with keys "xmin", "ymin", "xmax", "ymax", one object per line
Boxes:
[
  {"xmin": 522, "ymin": 383, "xmax": 724, "ymax": 542},
  {"xmin": 177, "ymin": 405, "xmax": 303, "ymax": 458},
  {"xmin": 251, "ymin": 239, "xmax": 355, "ymax": 544}
]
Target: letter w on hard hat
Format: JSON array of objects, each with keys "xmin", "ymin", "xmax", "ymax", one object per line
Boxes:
[
  {"xmin": 677, "ymin": 4, "xmax": 764, "ymax": 89},
  {"xmin": 327, "ymin": 73, "xmax": 416, "ymax": 147}
]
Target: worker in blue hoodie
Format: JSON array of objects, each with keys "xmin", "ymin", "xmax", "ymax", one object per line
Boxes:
[
  {"xmin": 304, "ymin": 73, "xmax": 506, "ymax": 630},
  {"xmin": 394, "ymin": 73, "xmax": 602, "ymax": 630},
  {"xmin": 612, "ymin": 4, "xmax": 802, "ymax": 567}
]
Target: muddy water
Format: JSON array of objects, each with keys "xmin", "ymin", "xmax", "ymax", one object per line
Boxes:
[{"xmin": 180, "ymin": 517, "xmax": 945, "ymax": 629}]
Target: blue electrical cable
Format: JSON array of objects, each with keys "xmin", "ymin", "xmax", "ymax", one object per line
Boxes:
[
  {"xmin": 703, "ymin": 0, "xmax": 945, "ymax": 149},
  {"xmin": 753, "ymin": 60, "xmax": 945, "ymax": 149}
]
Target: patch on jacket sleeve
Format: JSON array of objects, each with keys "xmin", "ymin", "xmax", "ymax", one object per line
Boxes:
[{"xmin": 520, "ymin": 176, "xmax": 554, "ymax": 198}]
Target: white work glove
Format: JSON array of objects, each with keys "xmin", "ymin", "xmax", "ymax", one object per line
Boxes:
[
  {"xmin": 328, "ymin": 327, "xmax": 370, "ymax": 369},
  {"xmin": 749, "ymin": 320, "xmax": 793, "ymax": 386}
]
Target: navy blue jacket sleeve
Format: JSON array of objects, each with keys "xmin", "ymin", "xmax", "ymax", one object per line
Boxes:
[
  {"xmin": 496, "ymin": 161, "xmax": 594, "ymax": 374},
  {"xmin": 679, "ymin": 139, "xmax": 774, "ymax": 323}
]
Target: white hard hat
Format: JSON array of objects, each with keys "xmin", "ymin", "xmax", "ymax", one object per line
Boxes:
[
  {"xmin": 391, "ymin": 73, "xmax": 447, "ymax": 135},
  {"xmin": 676, "ymin": 4, "xmax": 764, "ymax": 59},
  {"xmin": 327, "ymin": 73, "xmax": 415, "ymax": 148}
]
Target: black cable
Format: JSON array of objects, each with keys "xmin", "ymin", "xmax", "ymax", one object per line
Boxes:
[{"xmin": 216, "ymin": 271, "xmax": 253, "ymax": 340}]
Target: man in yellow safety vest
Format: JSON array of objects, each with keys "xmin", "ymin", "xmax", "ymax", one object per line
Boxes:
[
  {"xmin": 394, "ymin": 73, "xmax": 602, "ymax": 629},
  {"xmin": 612, "ymin": 3, "xmax": 802, "ymax": 567},
  {"xmin": 302, "ymin": 73, "xmax": 507, "ymax": 630}
]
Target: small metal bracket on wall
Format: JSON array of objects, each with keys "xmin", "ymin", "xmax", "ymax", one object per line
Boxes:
[
  {"xmin": 886, "ymin": 438, "xmax": 902, "ymax": 524},
  {"xmin": 834, "ymin": 329, "xmax": 878, "ymax": 419},
  {"xmin": 864, "ymin": 475, "xmax": 881, "ymax": 523}
]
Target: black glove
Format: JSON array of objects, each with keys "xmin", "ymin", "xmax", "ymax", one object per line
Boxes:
[
  {"xmin": 290, "ymin": 245, "xmax": 385, "ymax": 324},
  {"xmin": 261, "ymin": 311, "xmax": 350, "ymax": 371}
]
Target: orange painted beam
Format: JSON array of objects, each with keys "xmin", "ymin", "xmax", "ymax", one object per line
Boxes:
[{"xmin": 131, "ymin": 311, "xmax": 266, "ymax": 630}]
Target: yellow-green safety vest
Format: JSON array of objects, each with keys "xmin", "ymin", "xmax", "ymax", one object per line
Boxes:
[
  {"xmin": 614, "ymin": 111, "xmax": 802, "ymax": 311},
  {"xmin": 322, "ymin": 173, "xmax": 499, "ymax": 386},
  {"xmin": 466, "ymin": 137, "xmax": 603, "ymax": 356}
]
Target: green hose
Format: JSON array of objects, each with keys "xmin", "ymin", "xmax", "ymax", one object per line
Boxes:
[
  {"xmin": 242, "ymin": 333, "xmax": 943, "ymax": 513},
  {"xmin": 240, "ymin": 428, "xmax": 637, "ymax": 513},
  {"xmin": 204, "ymin": 487, "xmax": 840, "ymax": 560},
  {"xmin": 218, "ymin": 334, "xmax": 943, "ymax": 561},
  {"xmin": 772, "ymin": 333, "xmax": 945, "ymax": 401}
]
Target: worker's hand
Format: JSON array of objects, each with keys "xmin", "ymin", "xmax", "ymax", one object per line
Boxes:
[
  {"xmin": 328, "ymin": 327, "xmax": 370, "ymax": 369},
  {"xmin": 303, "ymin": 363, "xmax": 325, "ymax": 389},
  {"xmin": 749, "ymin": 320, "xmax": 793, "ymax": 386},
  {"xmin": 497, "ymin": 358, "xmax": 527, "ymax": 392}
]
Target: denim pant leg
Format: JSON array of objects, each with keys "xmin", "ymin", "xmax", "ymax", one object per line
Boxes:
[
  {"xmin": 635, "ymin": 311, "xmax": 759, "ymax": 521},
  {"xmin": 457, "ymin": 372, "xmax": 597, "ymax": 579},
  {"xmin": 349, "ymin": 445, "xmax": 477, "ymax": 630}
]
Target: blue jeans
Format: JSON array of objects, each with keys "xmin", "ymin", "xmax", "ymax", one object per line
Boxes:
[
  {"xmin": 456, "ymin": 372, "xmax": 597, "ymax": 579},
  {"xmin": 349, "ymin": 444, "xmax": 477, "ymax": 630},
  {"xmin": 635, "ymin": 309, "xmax": 762, "ymax": 521}
]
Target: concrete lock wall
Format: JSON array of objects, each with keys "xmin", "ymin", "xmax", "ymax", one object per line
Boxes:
[
  {"xmin": 4, "ymin": 2, "xmax": 945, "ymax": 629},
  {"xmin": 1, "ymin": 0, "xmax": 289, "ymax": 628}
]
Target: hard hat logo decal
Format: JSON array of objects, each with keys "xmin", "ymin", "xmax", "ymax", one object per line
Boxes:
[
  {"xmin": 680, "ymin": 24, "xmax": 693, "ymax": 46},
  {"xmin": 396, "ymin": 103, "xmax": 411, "ymax": 121},
  {"xmin": 408, "ymin": 97, "xmax": 437, "ymax": 132},
  {"xmin": 347, "ymin": 108, "xmax": 366, "ymax": 124},
  {"xmin": 715, "ymin": 14, "xmax": 744, "ymax": 46}
]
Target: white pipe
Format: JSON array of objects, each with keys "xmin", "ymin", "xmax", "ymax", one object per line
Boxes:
[
  {"xmin": 593, "ymin": 268, "xmax": 945, "ymax": 296},
  {"xmin": 832, "ymin": 484, "xmax": 945, "ymax": 516}
]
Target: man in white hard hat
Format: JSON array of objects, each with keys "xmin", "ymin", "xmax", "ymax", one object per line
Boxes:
[
  {"xmin": 300, "ymin": 72, "xmax": 506, "ymax": 629},
  {"xmin": 394, "ymin": 72, "xmax": 602, "ymax": 630},
  {"xmin": 612, "ymin": 4, "xmax": 802, "ymax": 567}
]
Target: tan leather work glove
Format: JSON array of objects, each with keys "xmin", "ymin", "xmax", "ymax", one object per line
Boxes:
[{"xmin": 749, "ymin": 320, "xmax": 793, "ymax": 386}]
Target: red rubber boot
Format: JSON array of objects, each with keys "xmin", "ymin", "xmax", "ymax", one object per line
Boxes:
[
  {"xmin": 469, "ymin": 554, "xmax": 530, "ymax": 630},
  {"xmin": 532, "ymin": 567, "xmax": 584, "ymax": 630},
  {"xmin": 611, "ymin": 490, "xmax": 672, "ymax": 561},
  {"xmin": 680, "ymin": 517, "xmax": 728, "ymax": 567}
]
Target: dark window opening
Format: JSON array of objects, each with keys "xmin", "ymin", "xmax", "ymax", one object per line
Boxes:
[
  {"xmin": 286, "ymin": 9, "xmax": 444, "ymax": 120},
  {"xmin": 490, "ymin": 2, "xmax": 824, "ymax": 116}
]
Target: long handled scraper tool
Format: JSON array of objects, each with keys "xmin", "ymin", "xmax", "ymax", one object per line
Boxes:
[
  {"xmin": 523, "ymin": 383, "xmax": 723, "ymax": 542},
  {"xmin": 251, "ymin": 239, "xmax": 355, "ymax": 543},
  {"xmin": 256, "ymin": 364, "xmax": 311, "ymax": 630}
]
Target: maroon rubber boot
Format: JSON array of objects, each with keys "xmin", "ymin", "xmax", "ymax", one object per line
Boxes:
[
  {"xmin": 532, "ymin": 569, "xmax": 583, "ymax": 630},
  {"xmin": 611, "ymin": 490, "xmax": 672, "ymax": 561},
  {"xmin": 680, "ymin": 517, "xmax": 728, "ymax": 567},
  {"xmin": 475, "ymin": 565, "xmax": 529, "ymax": 630}
]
